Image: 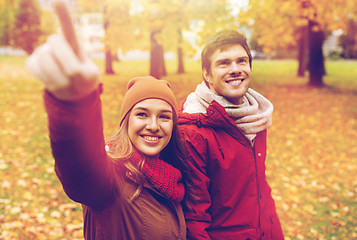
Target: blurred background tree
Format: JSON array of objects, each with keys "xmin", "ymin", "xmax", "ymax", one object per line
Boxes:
[
  {"xmin": 340, "ymin": 19, "xmax": 357, "ymax": 59},
  {"xmin": 76, "ymin": 0, "xmax": 234, "ymax": 78},
  {"xmin": 0, "ymin": 0, "xmax": 55, "ymax": 53},
  {"xmin": 1, "ymin": 0, "xmax": 356, "ymax": 82},
  {"xmin": 0, "ymin": 0, "xmax": 16, "ymax": 46},
  {"xmin": 140, "ymin": 0, "xmax": 192, "ymax": 77},
  {"xmin": 12, "ymin": 0, "xmax": 42, "ymax": 54},
  {"xmin": 78, "ymin": 0, "xmax": 135, "ymax": 75},
  {"xmin": 238, "ymin": 0, "xmax": 357, "ymax": 86}
]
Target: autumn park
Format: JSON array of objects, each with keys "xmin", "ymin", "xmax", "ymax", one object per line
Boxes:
[{"xmin": 1, "ymin": 0, "xmax": 357, "ymax": 239}]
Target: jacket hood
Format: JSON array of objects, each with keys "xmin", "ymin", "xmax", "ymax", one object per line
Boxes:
[{"xmin": 178, "ymin": 98, "xmax": 236, "ymax": 130}]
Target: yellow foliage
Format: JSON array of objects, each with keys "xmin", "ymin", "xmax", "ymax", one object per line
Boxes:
[{"xmin": 239, "ymin": 0, "xmax": 356, "ymax": 53}]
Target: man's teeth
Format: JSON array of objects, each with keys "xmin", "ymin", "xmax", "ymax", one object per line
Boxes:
[
  {"xmin": 144, "ymin": 136, "xmax": 159, "ymax": 141},
  {"xmin": 228, "ymin": 79, "xmax": 243, "ymax": 84}
]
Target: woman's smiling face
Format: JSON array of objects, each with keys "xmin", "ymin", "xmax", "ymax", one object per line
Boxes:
[{"xmin": 128, "ymin": 99, "xmax": 173, "ymax": 156}]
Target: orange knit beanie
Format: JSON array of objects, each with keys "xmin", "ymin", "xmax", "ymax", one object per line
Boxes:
[{"xmin": 119, "ymin": 76, "xmax": 177, "ymax": 126}]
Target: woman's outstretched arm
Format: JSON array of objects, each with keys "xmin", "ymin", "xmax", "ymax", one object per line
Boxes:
[{"xmin": 27, "ymin": 0, "xmax": 115, "ymax": 210}]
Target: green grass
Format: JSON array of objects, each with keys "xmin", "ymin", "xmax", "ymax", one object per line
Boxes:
[{"xmin": 1, "ymin": 56, "xmax": 357, "ymax": 239}]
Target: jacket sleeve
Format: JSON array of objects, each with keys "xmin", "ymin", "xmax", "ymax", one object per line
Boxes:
[
  {"xmin": 44, "ymin": 86, "xmax": 115, "ymax": 210},
  {"xmin": 180, "ymin": 127, "xmax": 212, "ymax": 240}
]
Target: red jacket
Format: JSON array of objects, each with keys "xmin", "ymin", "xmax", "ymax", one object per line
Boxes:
[{"xmin": 178, "ymin": 100, "xmax": 284, "ymax": 240}]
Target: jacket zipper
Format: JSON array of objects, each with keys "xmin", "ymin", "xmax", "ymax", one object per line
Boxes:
[
  {"xmin": 210, "ymin": 103, "xmax": 263, "ymax": 237},
  {"xmin": 252, "ymin": 147, "xmax": 262, "ymax": 238}
]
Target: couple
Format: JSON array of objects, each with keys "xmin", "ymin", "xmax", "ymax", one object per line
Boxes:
[{"xmin": 27, "ymin": 2, "xmax": 284, "ymax": 239}]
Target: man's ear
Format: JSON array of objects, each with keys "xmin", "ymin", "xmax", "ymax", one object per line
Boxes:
[{"xmin": 203, "ymin": 68, "xmax": 211, "ymax": 83}]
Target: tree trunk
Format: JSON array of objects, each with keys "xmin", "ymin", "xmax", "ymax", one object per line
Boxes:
[
  {"xmin": 105, "ymin": 46, "xmax": 115, "ymax": 75},
  {"xmin": 177, "ymin": 29, "xmax": 185, "ymax": 74},
  {"xmin": 297, "ymin": 26, "xmax": 308, "ymax": 77},
  {"xmin": 103, "ymin": 5, "xmax": 114, "ymax": 75},
  {"xmin": 150, "ymin": 30, "xmax": 167, "ymax": 79},
  {"xmin": 307, "ymin": 20, "xmax": 326, "ymax": 87}
]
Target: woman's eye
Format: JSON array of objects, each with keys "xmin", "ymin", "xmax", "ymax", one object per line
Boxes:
[
  {"xmin": 136, "ymin": 112, "xmax": 147, "ymax": 117},
  {"xmin": 159, "ymin": 114, "xmax": 172, "ymax": 120}
]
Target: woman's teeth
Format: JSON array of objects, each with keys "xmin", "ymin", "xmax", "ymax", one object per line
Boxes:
[{"xmin": 144, "ymin": 136, "xmax": 159, "ymax": 141}]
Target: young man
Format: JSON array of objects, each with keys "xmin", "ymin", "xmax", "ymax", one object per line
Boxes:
[{"xmin": 178, "ymin": 30, "xmax": 284, "ymax": 239}]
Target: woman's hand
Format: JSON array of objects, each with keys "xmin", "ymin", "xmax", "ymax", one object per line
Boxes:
[{"xmin": 26, "ymin": 0, "xmax": 100, "ymax": 101}]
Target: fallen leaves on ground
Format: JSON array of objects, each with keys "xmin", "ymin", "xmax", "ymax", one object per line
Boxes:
[
  {"xmin": 265, "ymin": 85, "xmax": 357, "ymax": 240},
  {"xmin": 1, "ymin": 58, "xmax": 356, "ymax": 239}
]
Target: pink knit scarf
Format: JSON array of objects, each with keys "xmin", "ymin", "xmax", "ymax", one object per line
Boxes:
[{"xmin": 130, "ymin": 151, "xmax": 185, "ymax": 204}]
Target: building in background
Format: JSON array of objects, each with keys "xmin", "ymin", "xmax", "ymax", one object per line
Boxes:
[
  {"xmin": 72, "ymin": 13, "xmax": 105, "ymax": 59},
  {"xmin": 322, "ymin": 30, "xmax": 343, "ymax": 58}
]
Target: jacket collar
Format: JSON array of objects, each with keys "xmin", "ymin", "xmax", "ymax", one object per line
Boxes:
[
  {"xmin": 178, "ymin": 99, "xmax": 252, "ymax": 146},
  {"xmin": 178, "ymin": 98, "xmax": 234, "ymax": 128}
]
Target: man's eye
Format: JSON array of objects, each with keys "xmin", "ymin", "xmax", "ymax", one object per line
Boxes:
[{"xmin": 239, "ymin": 58, "xmax": 248, "ymax": 63}]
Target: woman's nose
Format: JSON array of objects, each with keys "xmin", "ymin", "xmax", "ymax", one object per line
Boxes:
[{"xmin": 146, "ymin": 117, "xmax": 160, "ymax": 131}]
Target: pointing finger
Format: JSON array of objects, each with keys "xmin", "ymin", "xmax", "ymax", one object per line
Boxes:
[{"xmin": 53, "ymin": 0, "xmax": 81, "ymax": 60}]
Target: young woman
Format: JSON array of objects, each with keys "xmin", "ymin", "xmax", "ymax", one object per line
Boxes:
[{"xmin": 26, "ymin": 2, "xmax": 190, "ymax": 239}]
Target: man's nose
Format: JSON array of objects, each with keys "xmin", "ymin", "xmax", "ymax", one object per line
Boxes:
[{"xmin": 229, "ymin": 62, "xmax": 241, "ymax": 74}]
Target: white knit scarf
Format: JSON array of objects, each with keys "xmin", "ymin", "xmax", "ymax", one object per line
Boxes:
[{"xmin": 183, "ymin": 82, "xmax": 274, "ymax": 144}]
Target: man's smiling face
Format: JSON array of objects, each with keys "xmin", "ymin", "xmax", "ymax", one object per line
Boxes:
[{"xmin": 204, "ymin": 44, "xmax": 252, "ymax": 105}]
